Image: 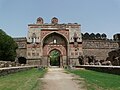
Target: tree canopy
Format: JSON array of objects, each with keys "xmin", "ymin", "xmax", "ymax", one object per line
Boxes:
[
  {"xmin": 50, "ymin": 50, "xmax": 60, "ymax": 66},
  {"xmin": 0, "ymin": 29, "xmax": 18, "ymax": 61}
]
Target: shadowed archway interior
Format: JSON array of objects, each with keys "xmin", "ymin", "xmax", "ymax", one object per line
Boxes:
[{"xmin": 18, "ymin": 57, "xmax": 26, "ymax": 64}]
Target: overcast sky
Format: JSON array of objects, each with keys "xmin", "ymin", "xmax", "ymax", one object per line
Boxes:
[{"xmin": 0, "ymin": 0, "xmax": 120, "ymax": 39}]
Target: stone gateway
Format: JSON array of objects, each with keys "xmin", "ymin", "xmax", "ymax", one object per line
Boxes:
[{"xmin": 15, "ymin": 17, "xmax": 82, "ymax": 67}]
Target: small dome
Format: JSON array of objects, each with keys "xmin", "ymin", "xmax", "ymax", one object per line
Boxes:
[
  {"xmin": 36, "ymin": 17, "xmax": 44, "ymax": 24},
  {"xmin": 51, "ymin": 17, "xmax": 58, "ymax": 24}
]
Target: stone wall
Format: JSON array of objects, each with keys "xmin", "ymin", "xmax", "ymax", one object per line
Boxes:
[
  {"xmin": 82, "ymin": 40, "xmax": 119, "ymax": 60},
  {"xmin": 75, "ymin": 65, "xmax": 120, "ymax": 75},
  {"xmin": 27, "ymin": 60, "xmax": 41, "ymax": 65},
  {"xmin": 14, "ymin": 37, "xmax": 27, "ymax": 58},
  {"xmin": 0, "ymin": 66, "xmax": 37, "ymax": 76}
]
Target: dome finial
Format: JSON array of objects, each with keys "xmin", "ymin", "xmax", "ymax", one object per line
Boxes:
[
  {"xmin": 36, "ymin": 17, "xmax": 44, "ymax": 24},
  {"xmin": 51, "ymin": 17, "xmax": 58, "ymax": 24}
]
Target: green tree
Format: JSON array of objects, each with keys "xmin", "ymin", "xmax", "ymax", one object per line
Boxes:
[
  {"xmin": 50, "ymin": 50, "xmax": 60, "ymax": 66},
  {"xmin": 0, "ymin": 29, "xmax": 18, "ymax": 61}
]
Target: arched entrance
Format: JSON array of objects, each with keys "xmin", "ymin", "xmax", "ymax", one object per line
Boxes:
[
  {"xmin": 18, "ymin": 57, "xmax": 26, "ymax": 64},
  {"xmin": 42, "ymin": 32, "xmax": 68, "ymax": 67},
  {"xmin": 49, "ymin": 49, "xmax": 61, "ymax": 66}
]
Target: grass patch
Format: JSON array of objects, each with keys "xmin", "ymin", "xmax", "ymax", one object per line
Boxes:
[
  {"xmin": 0, "ymin": 68, "xmax": 47, "ymax": 90},
  {"xmin": 63, "ymin": 71, "xmax": 70, "ymax": 74},
  {"xmin": 68, "ymin": 69, "xmax": 120, "ymax": 90}
]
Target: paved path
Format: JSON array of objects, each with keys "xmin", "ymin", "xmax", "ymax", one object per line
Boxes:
[{"xmin": 42, "ymin": 68, "xmax": 87, "ymax": 90}]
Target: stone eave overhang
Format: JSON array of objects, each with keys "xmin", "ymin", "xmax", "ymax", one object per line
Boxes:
[{"xmin": 28, "ymin": 23, "xmax": 81, "ymax": 27}]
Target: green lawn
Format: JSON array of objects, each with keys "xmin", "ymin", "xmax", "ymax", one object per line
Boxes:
[
  {"xmin": 68, "ymin": 69, "xmax": 120, "ymax": 90},
  {"xmin": 0, "ymin": 68, "xmax": 46, "ymax": 90}
]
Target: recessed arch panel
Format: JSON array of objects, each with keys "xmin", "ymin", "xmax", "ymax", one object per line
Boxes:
[{"xmin": 42, "ymin": 32, "xmax": 68, "ymax": 56}]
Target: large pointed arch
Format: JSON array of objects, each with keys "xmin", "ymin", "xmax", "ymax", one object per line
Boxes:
[
  {"xmin": 41, "ymin": 31, "xmax": 69, "ymax": 67},
  {"xmin": 41, "ymin": 31, "xmax": 69, "ymax": 46}
]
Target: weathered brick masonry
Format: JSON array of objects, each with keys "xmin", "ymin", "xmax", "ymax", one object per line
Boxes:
[
  {"xmin": 14, "ymin": 17, "xmax": 82, "ymax": 67},
  {"xmin": 83, "ymin": 40, "xmax": 119, "ymax": 60},
  {"xmin": 14, "ymin": 17, "xmax": 119, "ymax": 66}
]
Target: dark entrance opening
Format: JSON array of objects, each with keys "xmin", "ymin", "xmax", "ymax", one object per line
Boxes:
[
  {"xmin": 49, "ymin": 50, "xmax": 60, "ymax": 66},
  {"xmin": 18, "ymin": 57, "xmax": 26, "ymax": 64}
]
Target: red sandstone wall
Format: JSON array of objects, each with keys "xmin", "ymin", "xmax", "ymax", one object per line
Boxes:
[{"xmin": 82, "ymin": 40, "xmax": 119, "ymax": 60}]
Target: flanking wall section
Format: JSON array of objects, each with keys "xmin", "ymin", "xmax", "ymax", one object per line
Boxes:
[
  {"xmin": 82, "ymin": 40, "xmax": 119, "ymax": 60},
  {"xmin": 0, "ymin": 66, "xmax": 37, "ymax": 76}
]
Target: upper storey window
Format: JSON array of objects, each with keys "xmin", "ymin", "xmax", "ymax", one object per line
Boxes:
[
  {"xmin": 73, "ymin": 32, "xmax": 78, "ymax": 42},
  {"xmin": 53, "ymin": 39, "xmax": 57, "ymax": 44},
  {"xmin": 32, "ymin": 33, "xmax": 36, "ymax": 44}
]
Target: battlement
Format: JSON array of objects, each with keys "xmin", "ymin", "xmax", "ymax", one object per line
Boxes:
[{"xmin": 28, "ymin": 17, "xmax": 80, "ymax": 29}]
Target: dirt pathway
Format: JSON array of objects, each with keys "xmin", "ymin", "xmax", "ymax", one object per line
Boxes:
[{"xmin": 42, "ymin": 68, "xmax": 87, "ymax": 90}]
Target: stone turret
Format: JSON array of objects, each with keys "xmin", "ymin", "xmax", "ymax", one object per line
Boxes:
[
  {"xmin": 51, "ymin": 17, "xmax": 58, "ymax": 24},
  {"xmin": 36, "ymin": 17, "xmax": 44, "ymax": 24},
  {"xmin": 113, "ymin": 33, "xmax": 120, "ymax": 47}
]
